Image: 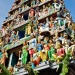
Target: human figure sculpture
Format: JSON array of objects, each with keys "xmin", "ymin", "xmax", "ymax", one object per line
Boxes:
[
  {"xmin": 44, "ymin": 37, "xmax": 49, "ymax": 44},
  {"xmin": 0, "ymin": 49, "xmax": 8, "ymax": 66},
  {"xmin": 8, "ymin": 66, "xmax": 14, "ymax": 74},
  {"xmin": 45, "ymin": 18, "xmax": 49, "ymax": 28},
  {"xmin": 55, "ymin": 41, "xmax": 65, "ymax": 62},
  {"xmin": 31, "ymin": 0, "xmax": 36, "ymax": 6},
  {"xmin": 37, "ymin": 39, "xmax": 43, "ymax": 52},
  {"xmin": 26, "ymin": 23, "xmax": 32, "ymax": 36},
  {"xmin": 39, "ymin": 49, "xmax": 48, "ymax": 62},
  {"xmin": 32, "ymin": 50, "xmax": 40, "ymax": 67},
  {"xmin": 29, "ymin": 9, "xmax": 35, "ymax": 19},
  {"xmin": 36, "ymin": 0, "xmax": 40, "ymax": 5},
  {"xmin": 22, "ymin": 5, "xmax": 25, "ymax": 12},
  {"xmin": 29, "ymin": 48, "xmax": 35, "ymax": 62},
  {"xmin": 48, "ymin": 46, "xmax": 55, "ymax": 61},
  {"xmin": 49, "ymin": 17, "xmax": 54, "ymax": 29},
  {"xmin": 44, "ymin": 44, "xmax": 50, "ymax": 51},
  {"xmin": 21, "ymin": 41, "xmax": 28, "ymax": 64},
  {"xmin": 28, "ymin": 36, "xmax": 37, "ymax": 49}
]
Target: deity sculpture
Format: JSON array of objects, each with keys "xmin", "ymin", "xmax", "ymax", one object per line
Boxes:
[{"xmin": 21, "ymin": 41, "xmax": 28, "ymax": 64}]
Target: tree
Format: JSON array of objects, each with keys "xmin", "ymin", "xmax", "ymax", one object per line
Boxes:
[{"xmin": 0, "ymin": 64, "xmax": 11, "ymax": 75}]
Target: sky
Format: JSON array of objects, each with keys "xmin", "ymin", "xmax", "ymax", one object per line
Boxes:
[{"xmin": 0, "ymin": 0, "xmax": 75, "ymax": 29}]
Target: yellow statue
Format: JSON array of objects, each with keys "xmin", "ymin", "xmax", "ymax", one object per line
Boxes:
[
  {"xmin": 26, "ymin": 23, "xmax": 32, "ymax": 36},
  {"xmin": 41, "ymin": 0, "xmax": 45, "ymax": 3},
  {"xmin": 39, "ymin": 50, "xmax": 48, "ymax": 62},
  {"xmin": 54, "ymin": 41, "xmax": 65, "ymax": 63}
]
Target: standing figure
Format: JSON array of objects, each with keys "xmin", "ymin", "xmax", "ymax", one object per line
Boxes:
[
  {"xmin": 55, "ymin": 41, "xmax": 65, "ymax": 62},
  {"xmin": 48, "ymin": 46, "xmax": 56, "ymax": 61},
  {"xmin": 26, "ymin": 23, "xmax": 32, "ymax": 36},
  {"xmin": 0, "ymin": 49, "xmax": 8, "ymax": 66},
  {"xmin": 28, "ymin": 36, "xmax": 37, "ymax": 49},
  {"xmin": 29, "ymin": 48, "xmax": 35, "ymax": 61},
  {"xmin": 32, "ymin": 49, "xmax": 41, "ymax": 68},
  {"xmin": 21, "ymin": 41, "xmax": 28, "ymax": 64},
  {"xmin": 49, "ymin": 17, "xmax": 54, "ymax": 29},
  {"xmin": 39, "ymin": 49, "xmax": 48, "ymax": 62},
  {"xmin": 45, "ymin": 18, "xmax": 49, "ymax": 28}
]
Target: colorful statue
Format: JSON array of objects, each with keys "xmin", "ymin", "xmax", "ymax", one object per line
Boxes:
[
  {"xmin": 48, "ymin": 3, "xmax": 53, "ymax": 14},
  {"xmin": 48, "ymin": 39, "xmax": 54, "ymax": 48},
  {"xmin": 44, "ymin": 44, "xmax": 50, "ymax": 51},
  {"xmin": 26, "ymin": 23, "xmax": 32, "ymax": 36},
  {"xmin": 55, "ymin": 41, "xmax": 65, "ymax": 62},
  {"xmin": 56, "ymin": 48, "xmax": 65, "ymax": 62},
  {"xmin": 16, "ymin": 60, "xmax": 21, "ymax": 67},
  {"xmin": 49, "ymin": 17, "xmax": 54, "ymax": 28},
  {"xmin": 32, "ymin": 50, "xmax": 41, "ymax": 67},
  {"xmin": 48, "ymin": 46, "xmax": 55, "ymax": 61},
  {"xmin": 43, "ymin": 5, "xmax": 46, "ymax": 15},
  {"xmin": 0, "ymin": 49, "xmax": 8, "ymax": 66},
  {"xmin": 44, "ymin": 37, "xmax": 49, "ymax": 44},
  {"xmin": 36, "ymin": 0, "xmax": 40, "ymax": 5},
  {"xmin": 45, "ymin": 18, "xmax": 49, "ymax": 28},
  {"xmin": 28, "ymin": 37, "xmax": 37, "ymax": 49},
  {"xmin": 21, "ymin": 42, "xmax": 28, "ymax": 64},
  {"xmin": 29, "ymin": 48, "xmax": 35, "ymax": 61},
  {"xmin": 8, "ymin": 66, "xmax": 14, "ymax": 74},
  {"xmin": 37, "ymin": 39, "xmax": 43, "ymax": 52},
  {"xmin": 29, "ymin": 9, "xmax": 35, "ymax": 19},
  {"xmin": 53, "ymin": 0, "xmax": 61, "ymax": 11},
  {"xmin": 39, "ymin": 50, "xmax": 48, "ymax": 62},
  {"xmin": 31, "ymin": 0, "xmax": 36, "ymax": 6},
  {"xmin": 22, "ymin": 5, "xmax": 25, "ymax": 12}
]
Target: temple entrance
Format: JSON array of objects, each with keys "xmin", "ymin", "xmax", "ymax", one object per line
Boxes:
[
  {"xmin": 8, "ymin": 52, "xmax": 19, "ymax": 67},
  {"xmin": 11, "ymin": 52, "xmax": 19, "ymax": 67}
]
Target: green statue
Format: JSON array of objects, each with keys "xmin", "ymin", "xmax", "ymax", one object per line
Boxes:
[
  {"xmin": 21, "ymin": 42, "xmax": 28, "ymax": 64},
  {"xmin": 48, "ymin": 47, "xmax": 55, "ymax": 61}
]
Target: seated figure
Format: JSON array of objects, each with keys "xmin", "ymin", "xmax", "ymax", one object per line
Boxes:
[
  {"xmin": 39, "ymin": 50, "xmax": 48, "ymax": 62},
  {"xmin": 55, "ymin": 41, "xmax": 65, "ymax": 62},
  {"xmin": 29, "ymin": 48, "xmax": 35, "ymax": 62},
  {"xmin": 8, "ymin": 66, "xmax": 14, "ymax": 74},
  {"xmin": 32, "ymin": 50, "xmax": 41, "ymax": 68},
  {"xmin": 37, "ymin": 39, "xmax": 43, "ymax": 52},
  {"xmin": 26, "ymin": 23, "xmax": 32, "ymax": 36},
  {"xmin": 48, "ymin": 46, "xmax": 55, "ymax": 61}
]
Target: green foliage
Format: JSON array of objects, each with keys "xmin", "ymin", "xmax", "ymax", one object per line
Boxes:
[
  {"xmin": 0, "ymin": 64, "xmax": 11, "ymax": 75},
  {"xmin": 24, "ymin": 64, "xmax": 39, "ymax": 75},
  {"xmin": 60, "ymin": 50, "xmax": 72, "ymax": 75}
]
